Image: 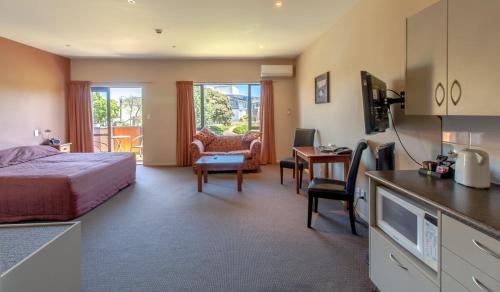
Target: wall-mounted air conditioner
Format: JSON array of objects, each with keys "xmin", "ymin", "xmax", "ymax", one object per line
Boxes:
[{"xmin": 260, "ymin": 65, "xmax": 294, "ymax": 78}]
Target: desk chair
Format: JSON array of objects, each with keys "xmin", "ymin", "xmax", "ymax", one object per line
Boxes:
[
  {"xmin": 279, "ymin": 129, "xmax": 316, "ymax": 188},
  {"xmin": 307, "ymin": 140, "xmax": 368, "ymax": 234}
]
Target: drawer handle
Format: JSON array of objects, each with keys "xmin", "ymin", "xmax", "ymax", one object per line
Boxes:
[
  {"xmin": 473, "ymin": 239, "xmax": 500, "ymax": 260},
  {"xmin": 472, "ymin": 276, "xmax": 491, "ymax": 292},
  {"xmin": 389, "ymin": 253, "xmax": 408, "ymax": 271}
]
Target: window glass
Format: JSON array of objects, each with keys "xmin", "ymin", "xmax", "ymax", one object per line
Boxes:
[{"xmin": 194, "ymin": 84, "xmax": 261, "ymax": 135}]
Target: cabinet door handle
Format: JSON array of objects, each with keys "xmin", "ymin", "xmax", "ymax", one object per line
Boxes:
[
  {"xmin": 434, "ymin": 82, "xmax": 445, "ymax": 106},
  {"xmin": 389, "ymin": 253, "xmax": 408, "ymax": 271},
  {"xmin": 473, "ymin": 239, "xmax": 500, "ymax": 260},
  {"xmin": 450, "ymin": 80, "xmax": 462, "ymax": 106},
  {"xmin": 472, "ymin": 276, "xmax": 492, "ymax": 292}
]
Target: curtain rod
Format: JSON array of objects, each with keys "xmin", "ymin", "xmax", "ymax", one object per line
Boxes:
[{"xmin": 194, "ymin": 82, "xmax": 261, "ymax": 85}]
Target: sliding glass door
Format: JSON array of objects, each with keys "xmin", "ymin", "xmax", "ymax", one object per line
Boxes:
[{"xmin": 91, "ymin": 87, "xmax": 144, "ymax": 162}]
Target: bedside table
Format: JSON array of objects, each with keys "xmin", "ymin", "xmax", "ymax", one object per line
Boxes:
[{"xmin": 49, "ymin": 143, "xmax": 72, "ymax": 153}]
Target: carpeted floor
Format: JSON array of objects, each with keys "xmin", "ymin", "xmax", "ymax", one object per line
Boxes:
[{"xmin": 80, "ymin": 165, "xmax": 373, "ymax": 292}]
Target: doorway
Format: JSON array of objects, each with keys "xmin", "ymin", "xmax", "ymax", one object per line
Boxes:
[{"xmin": 91, "ymin": 87, "xmax": 144, "ymax": 162}]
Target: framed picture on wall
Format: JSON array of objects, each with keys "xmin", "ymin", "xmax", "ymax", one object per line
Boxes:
[{"xmin": 315, "ymin": 72, "xmax": 330, "ymax": 104}]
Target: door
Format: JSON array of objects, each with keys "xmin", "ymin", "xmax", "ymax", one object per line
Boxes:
[
  {"xmin": 448, "ymin": 0, "xmax": 500, "ymax": 115},
  {"xmin": 91, "ymin": 87, "xmax": 144, "ymax": 162},
  {"xmin": 406, "ymin": 0, "xmax": 447, "ymax": 115}
]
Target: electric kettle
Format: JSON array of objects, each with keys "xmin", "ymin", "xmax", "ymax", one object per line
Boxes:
[{"xmin": 454, "ymin": 149, "xmax": 490, "ymax": 189}]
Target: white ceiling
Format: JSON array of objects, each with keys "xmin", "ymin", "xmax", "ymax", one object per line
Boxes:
[{"xmin": 0, "ymin": 0, "xmax": 356, "ymax": 59}]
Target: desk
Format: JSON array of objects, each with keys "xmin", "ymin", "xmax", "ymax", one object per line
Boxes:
[{"xmin": 293, "ymin": 146, "xmax": 352, "ymax": 194}]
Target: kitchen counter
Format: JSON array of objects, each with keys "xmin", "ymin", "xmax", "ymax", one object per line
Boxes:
[{"xmin": 366, "ymin": 170, "xmax": 500, "ymax": 240}]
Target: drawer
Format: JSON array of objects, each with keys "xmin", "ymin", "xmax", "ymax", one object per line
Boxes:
[
  {"xmin": 441, "ymin": 271, "xmax": 467, "ymax": 292},
  {"xmin": 370, "ymin": 228, "xmax": 438, "ymax": 292},
  {"xmin": 442, "ymin": 247, "xmax": 500, "ymax": 291},
  {"xmin": 59, "ymin": 145, "xmax": 70, "ymax": 152},
  {"xmin": 442, "ymin": 215, "xmax": 500, "ymax": 280}
]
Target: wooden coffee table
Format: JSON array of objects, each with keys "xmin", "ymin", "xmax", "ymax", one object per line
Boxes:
[{"xmin": 194, "ymin": 155, "xmax": 245, "ymax": 192}]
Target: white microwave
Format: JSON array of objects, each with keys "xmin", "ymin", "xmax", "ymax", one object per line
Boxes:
[{"xmin": 376, "ymin": 187, "xmax": 438, "ymax": 271}]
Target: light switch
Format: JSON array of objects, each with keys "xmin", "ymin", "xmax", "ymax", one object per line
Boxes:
[{"xmin": 34, "ymin": 129, "xmax": 40, "ymax": 137}]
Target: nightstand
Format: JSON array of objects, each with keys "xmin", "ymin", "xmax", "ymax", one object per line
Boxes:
[{"xmin": 49, "ymin": 143, "xmax": 72, "ymax": 153}]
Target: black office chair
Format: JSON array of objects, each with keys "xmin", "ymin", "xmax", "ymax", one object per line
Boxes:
[
  {"xmin": 307, "ymin": 140, "xmax": 368, "ymax": 234},
  {"xmin": 280, "ymin": 128, "xmax": 316, "ymax": 188}
]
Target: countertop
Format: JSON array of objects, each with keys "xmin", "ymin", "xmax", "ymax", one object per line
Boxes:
[{"xmin": 366, "ymin": 170, "xmax": 500, "ymax": 240}]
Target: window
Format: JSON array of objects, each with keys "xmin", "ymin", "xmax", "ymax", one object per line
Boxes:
[{"xmin": 194, "ymin": 83, "xmax": 261, "ymax": 135}]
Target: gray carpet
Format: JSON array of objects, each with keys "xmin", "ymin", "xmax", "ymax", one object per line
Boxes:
[
  {"xmin": 80, "ymin": 165, "xmax": 373, "ymax": 292},
  {"xmin": 0, "ymin": 225, "xmax": 69, "ymax": 273}
]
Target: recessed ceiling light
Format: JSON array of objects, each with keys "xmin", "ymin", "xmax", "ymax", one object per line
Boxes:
[
  {"xmin": 259, "ymin": 45, "xmax": 265, "ymax": 50},
  {"xmin": 128, "ymin": 0, "xmax": 136, "ymax": 4},
  {"xmin": 275, "ymin": 1, "xmax": 283, "ymax": 7}
]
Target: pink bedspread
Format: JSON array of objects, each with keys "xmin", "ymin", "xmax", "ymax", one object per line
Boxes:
[{"xmin": 0, "ymin": 151, "xmax": 136, "ymax": 223}]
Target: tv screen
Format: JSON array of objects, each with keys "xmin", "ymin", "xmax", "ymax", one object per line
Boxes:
[{"xmin": 361, "ymin": 71, "xmax": 389, "ymax": 134}]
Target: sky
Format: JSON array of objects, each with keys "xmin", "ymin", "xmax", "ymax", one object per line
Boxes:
[{"xmin": 110, "ymin": 88, "xmax": 143, "ymax": 100}]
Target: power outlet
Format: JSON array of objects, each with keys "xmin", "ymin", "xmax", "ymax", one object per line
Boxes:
[{"xmin": 358, "ymin": 189, "xmax": 367, "ymax": 201}]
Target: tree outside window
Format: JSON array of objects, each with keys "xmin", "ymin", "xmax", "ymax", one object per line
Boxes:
[{"xmin": 194, "ymin": 84, "xmax": 260, "ymax": 135}]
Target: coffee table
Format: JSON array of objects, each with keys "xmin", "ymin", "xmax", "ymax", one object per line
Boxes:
[{"xmin": 194, "ymin": 155, "xmax": 245, "ymax": 192}]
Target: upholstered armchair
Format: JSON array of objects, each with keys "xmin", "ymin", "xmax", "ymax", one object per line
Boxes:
[{"xmin": 190, "ymin": 135, "xmax": 262, "ymax": 171}]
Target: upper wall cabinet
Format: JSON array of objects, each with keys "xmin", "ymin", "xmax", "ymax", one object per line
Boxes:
[
  {"xmin": 406, "ymin": 0, "xmax": 447, "ymax": 115},
  {"xmin": 406, "ymin": 0, "xmax": 500, "ymax": 116}
]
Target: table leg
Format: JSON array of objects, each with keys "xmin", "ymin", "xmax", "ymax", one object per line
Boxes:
[
  {"xmin": 344, "ymin": 159, "xmax": 350, "ymax": 210},
  {"xmin": 237, "ymin": 168, "xmax": 243, "ymax": 192},
  {"xmin": 295, "ymin": 155, "xmax": 300, "ymax": 194},
  {"xmin": 203, "ymin": 168, "xmax": 208, "ymax": 183},
  {"xmin": 343, "ymin": 160, "xmax": 350, "ymax": 182},
  {"xmin": 308, "ymin": 160, "xmax": 314, "ymax": 182},
  {"xmin": 324, "ymin": 163, "xmax": 329, "ymax": 178},
  {"xmin": 197, "ymin": 167, "xmax": 202, "ymax": 192}
]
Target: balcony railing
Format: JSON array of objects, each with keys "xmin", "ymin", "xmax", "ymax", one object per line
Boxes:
[{"xmin": 93, "ymin": 126, "xmax": 143, "ymax": 161}]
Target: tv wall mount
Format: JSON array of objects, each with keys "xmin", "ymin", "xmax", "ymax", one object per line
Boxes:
[{"xmin": 385, "ymin": 90, "xmax": 405, "ymax": 109}]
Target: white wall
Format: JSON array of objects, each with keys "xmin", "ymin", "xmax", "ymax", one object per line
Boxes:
[
  {"xmin": 71, "ymin": 59, "xmax": 297, "ymax": 166},
  {"xmin": 443, "ymin": 116, "xmax": 500, "ymax": 184},
  {"xmin": 295, "ymin": 0, "xmax": 443, "ymax": 219}
]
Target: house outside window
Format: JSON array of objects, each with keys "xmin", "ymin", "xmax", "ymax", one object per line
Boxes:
[{"xmin": 194, "ymin": 83, "xmax": 261, "ymax": 135}]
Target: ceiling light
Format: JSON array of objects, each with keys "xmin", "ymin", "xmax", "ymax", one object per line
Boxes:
[
  {"xmin": 128, "ymin": 0, "xmax": 136, "ymax": 4},
  {"xmin": 259, "ymin": 45, "xmax": 265, "ymax": 50},
  {"xmin": 275, "ymin": 1, "xmax": 283, "ymax": 7}
]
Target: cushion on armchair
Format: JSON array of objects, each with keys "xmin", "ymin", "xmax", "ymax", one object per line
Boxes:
[
  {"xmin": 241, "ymin": 131, "xmax": 261, "ymax": 149},
  {"xmin": 193, "ymin": 128, "xmax": 217, "ymax": 147}
]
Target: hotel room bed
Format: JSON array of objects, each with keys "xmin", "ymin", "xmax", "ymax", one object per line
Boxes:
[{"xmin": 0, "ymin": 146, "xmax": 136, "ymax": 223}]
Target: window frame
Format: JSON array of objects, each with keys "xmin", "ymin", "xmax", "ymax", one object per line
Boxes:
[{"xmin": 194, "ymin": 83, "xmax": 261, "ymax": 132}]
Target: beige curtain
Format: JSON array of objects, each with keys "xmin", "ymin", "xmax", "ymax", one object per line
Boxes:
[
  {"xmin": 68, "ymin": 81, "xmax": 94, "ymax": 153},
  {"xmin": 176, "ymin": 81, "xmax": 196, "ymax": 166},
  {"xmin": 259, "ymin": 80, "xmax": 276, "ymax": 164}
]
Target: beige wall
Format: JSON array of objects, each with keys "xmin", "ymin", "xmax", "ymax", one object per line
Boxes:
[
  {"xmin": 0, "ymin": 37, "xmax": 69, "ymax": 148},
  {"xmin": 296, "ymin": 0, "xmax": 442, "ymax": 219},
  {"xmin": 71, "ymin": 59, "xmax": 297, "ymax": 166}
]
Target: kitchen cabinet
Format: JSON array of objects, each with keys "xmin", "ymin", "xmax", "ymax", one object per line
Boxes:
[
  {"xmin": 406, "ymin": 0, "xmax": 500, "ymax": 116},
  {"xmin": 406, "ymin": 0, "xmax": 447, "ymax": 115}
]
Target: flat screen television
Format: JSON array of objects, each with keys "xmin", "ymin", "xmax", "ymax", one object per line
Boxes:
[{"xmin": 361, "ymin": 71, "xmax": 389, "ymax": 134}]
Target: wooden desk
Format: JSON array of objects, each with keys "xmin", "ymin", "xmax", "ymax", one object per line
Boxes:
[{"xmin": 293, "ymin": 146, "xmax": 352, "ymax": 194}]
